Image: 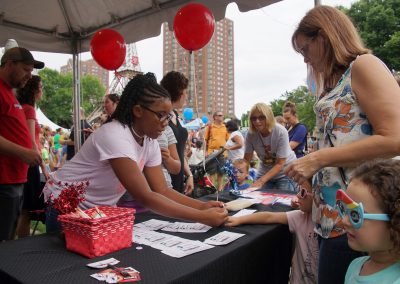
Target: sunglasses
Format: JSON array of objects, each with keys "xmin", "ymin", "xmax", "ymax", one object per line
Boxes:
[
  {"xmin": 141, "ymin": 105, "xmax": 172, "ymax": 122},
  {"xmin": 335, "ymin": 189, "xmax": 390, "ymax": 229},
  {"xmin": 296, "ymin": 187, "xmax": 312, "ymax": 199},
  {"xmin": 250, "ymin": 115, "xmax": 266, "ymax": 122}
]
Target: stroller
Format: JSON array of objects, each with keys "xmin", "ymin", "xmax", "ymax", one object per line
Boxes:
[{"xmin": 189, "ymin": 148, "xmax": 226, "ymax": 198}]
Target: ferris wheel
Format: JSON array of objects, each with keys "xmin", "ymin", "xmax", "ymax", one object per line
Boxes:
[
  {"xmin": 87, "ymin": 43, "xmax": 143, "ymax": 124},
  {"xmin": 109, "ymin": 42, "xmax": 143, "ymax": 94}
]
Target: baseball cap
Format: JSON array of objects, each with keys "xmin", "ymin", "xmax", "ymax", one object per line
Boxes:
[{"xmin": 1, "ymin": 47, "xmax": 44, "ymax": 69}]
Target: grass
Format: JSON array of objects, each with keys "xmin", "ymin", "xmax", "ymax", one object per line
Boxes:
[{"xmin": 30, "ymin": 220, "xmax": 46, "ymax": 235}]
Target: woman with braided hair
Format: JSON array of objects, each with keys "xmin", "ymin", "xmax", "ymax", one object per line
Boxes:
[{"xmin": 43, "ymin": 73, "xmax": 228, "ymax": 232}]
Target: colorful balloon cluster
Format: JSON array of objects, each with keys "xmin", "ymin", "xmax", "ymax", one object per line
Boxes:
[{"xmin": 173, "ymin": 3, "xmax": 215, "ymax": 52}]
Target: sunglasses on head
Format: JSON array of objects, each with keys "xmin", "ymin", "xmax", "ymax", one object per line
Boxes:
[
  {"xmin": 296, "ymin": 185, "xmax": 312, "ymax": 199},
  {"xmin": 335, "ymin": 189, "xmax": 390, "ymax": 229}
]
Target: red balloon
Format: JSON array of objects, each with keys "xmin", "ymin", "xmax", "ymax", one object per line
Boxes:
[
  {"xmin": 90, "ymin": 29, "xmax": 126, "ymax": 70},
  {"xmin": 173, "ymin": 3, "xmax": 215, "ymax": 51}
]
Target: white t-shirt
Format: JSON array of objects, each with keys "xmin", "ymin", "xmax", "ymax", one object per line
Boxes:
[
  {"xmin": 43, "ymin": 120, "xmax": 161, "ymax": 209},
  {"xmin": 225, "ymin": 130, "xmax": 244, "ymax": 160},
  {"xmin": 188, "ymin": 147, "xmax": 205, "ymax": 165},
  {"xmin": 157, "ymin": 125, "xmax": 177, "ymax": 188},
  {"xmin": 245, "ymin": 124, "xmax": 296, "ymax": 180},
  {"xmin": 287, "ymin": 210, "xmax": 319, "ymax": 284}
]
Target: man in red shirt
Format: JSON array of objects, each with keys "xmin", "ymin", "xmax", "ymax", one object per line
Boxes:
[{"xmin": 0, "ymin": 47, "xmax": 43, "ymax": 240}]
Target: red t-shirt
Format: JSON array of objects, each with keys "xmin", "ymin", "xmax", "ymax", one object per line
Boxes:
[
  {"xmin": 22, "ymin": 104, "xmax": 41, "ymax": 152},
  {"xmin": 0, "ymin": 79, "xmax": 32, "ymax": 184}
]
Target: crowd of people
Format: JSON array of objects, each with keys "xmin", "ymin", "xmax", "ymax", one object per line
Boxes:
[{"xmin": 1, "ymin": 5, "xmax": 400, "ymax": 284}]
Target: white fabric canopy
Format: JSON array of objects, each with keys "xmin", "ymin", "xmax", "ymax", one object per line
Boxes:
[
  {"xmin": 36, "ymin": 108, "xmax": 68, "ymax": 132},
  {"xmin": 0, "ymin": 0, "xmax": 281, "ymax": 150},
  {"xmin": 0, "ymin": 0, "xmax": 281, "ymax": 54}
]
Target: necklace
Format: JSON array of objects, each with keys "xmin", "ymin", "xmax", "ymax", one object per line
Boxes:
[{"xmin": 130, "ymin": 126, "xmax": 145, "ymax": 143}]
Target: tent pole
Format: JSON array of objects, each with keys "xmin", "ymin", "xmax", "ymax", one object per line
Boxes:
[{"xmin": 72, "ymin": 40, "xmax": 82, "ymax": 154}]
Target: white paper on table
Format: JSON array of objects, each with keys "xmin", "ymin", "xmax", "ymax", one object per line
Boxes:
[
  {"xmin": 161, "ymin": 222, "xmax": 211, "ymax": 233},
  {"xmin": 134, "ymin": 219, "xmax": 171, "ymax": 231},
  {"xmin": 204, "ymin": 231, "xmax": 245, "ymax": 246},
  {"xmin": 161, "ymin": 240, "xmax": 214, "ymax": 258},
  {"xmin": 134, "ymin": 228, "xmax": 196, "ymax": 252},
  {"xmin": 232, "ymin": 209, "xmax": 257, "ymax": 217},
  {"xmin": 133, "ymin": 228, "xmax": 173, "ymax": 245},
  {"xmin": 151, "ymin": 235, "xmax": 187, "ymax": 251},
  {"xmin": 86, "ymin": 257, "xmax": 120, "ymax": 268}
]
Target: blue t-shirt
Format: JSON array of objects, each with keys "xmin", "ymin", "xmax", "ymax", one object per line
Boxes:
[
  {"xmin": 288, "ymin": 123, "xmax": 307, "ymax": 158},
  {"xmin": 345, "ymin": 256, "xmax": 400, "ymax": 284},
  {"xmin": 249, "ymin": 168, "xmax": 257, "ymax": 181}
]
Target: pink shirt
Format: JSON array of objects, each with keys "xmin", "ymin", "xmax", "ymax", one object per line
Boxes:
[
  {"xmin": 44, "ymin": 121, "xmax": 161, "ymax": 209},
  {"xmin": 287, "ymin": 210, "xmax": 319, "ymax": 284}
]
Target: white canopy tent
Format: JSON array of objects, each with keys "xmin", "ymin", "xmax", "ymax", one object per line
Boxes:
[
  {"xmin": 0, "ymin": 0, "xmax": 281, "ymax": 151},
  {"xmin": 36, "ymin": 108, "xmax": 69, "ymax": 132}
]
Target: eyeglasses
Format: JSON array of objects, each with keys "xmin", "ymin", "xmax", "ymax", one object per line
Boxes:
[
  {"xmin": 141, "ymin": 105, "xmax": 172, "ymax": 122},
  {"xmin": 250, "ymin": 115, "xmax": 266, "ymax": 122},
  {"xmin": 298, "ymin": 37, "xmax": 315, "ymax": 56},
  {"xmin": 296, "ymin": 186, "xmax": 312, "ymax": 199},
  {"xmin": 335, "ymin": 189, "xmax": 390, "ymax": 229}
]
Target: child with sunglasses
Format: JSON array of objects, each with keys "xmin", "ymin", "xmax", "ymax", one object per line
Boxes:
[
  {"xmin": 335, "ymin": 159, "xmax": 400, "ymax": 283},
  {"xmin": 226, "ymin": 181, "xmax": 319, "ymax": 284}
]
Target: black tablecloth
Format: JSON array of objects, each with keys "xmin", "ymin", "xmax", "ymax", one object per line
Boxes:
[{"xmin": 0, "ymin": 192, "xmax": 294, "ymax": 284}]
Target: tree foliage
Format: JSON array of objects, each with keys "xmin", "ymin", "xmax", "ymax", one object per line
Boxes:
[
  {"xmin": 270, "ymin": 86, "xmax": 316, "ymax": 134},
  {"xmin": 37, "ymin": 68, "xmax": 106, "ymax": 128},
  {"xmin": 342, "ymin": 0, "xmax": 400, "ymax": 71},
  {"xmin": 240, "ymin": 86, "xmax": 316, "ymax": 134}
]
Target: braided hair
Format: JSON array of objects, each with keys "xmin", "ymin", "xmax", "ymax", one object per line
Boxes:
[
  {"xmin": 17, "ymin": 75, "xmax": 41, "ymax": 106},
  {"xmin": 111, "ymin": 73, "xmax": 170, "ymax": 126}
]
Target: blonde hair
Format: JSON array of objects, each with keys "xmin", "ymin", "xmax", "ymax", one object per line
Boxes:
[
  {"xmin": 292, "ymin": 6, "xmax": 370, "ymax": 92},
  {"xmin": 232, "ymin": 158, "xmax": 250, "ymax": 173},
  {"xmin": 248, "ymin": 103, "xmax": 276, "ymax": 133}
]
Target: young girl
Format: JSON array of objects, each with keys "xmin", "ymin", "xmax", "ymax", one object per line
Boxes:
[
  {"xmin": 226, "ymin": 180, "xmax": 319, "ymax": 284},
  {"xmin": 335, "ymin": 159, "xmax": 400, "ymax": 283},
  {"xmin": 43, "ymin": 73, "xmax": 228, "ymax": 232}
]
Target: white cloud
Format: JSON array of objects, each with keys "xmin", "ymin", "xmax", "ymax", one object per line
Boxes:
[{"xmin": 30, "ymin": 0, "xmax": 352, "ymax": 117}]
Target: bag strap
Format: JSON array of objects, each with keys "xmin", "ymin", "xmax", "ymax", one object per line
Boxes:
[
  {"xmin": 206, "ymin": 124, "xmax": 212, "ymax": 144},
  {"xmin": 327, "ymin": 134, "xmax": 348, "ymax": 188}
]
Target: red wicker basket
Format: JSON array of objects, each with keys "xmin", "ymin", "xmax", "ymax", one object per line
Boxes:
[{"xmin": 58, "ymin": 206, "xmax": 135, "ymax": 258}]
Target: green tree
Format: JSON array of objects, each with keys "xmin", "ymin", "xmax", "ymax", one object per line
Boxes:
[
  {"xmin": 342, "ymin": 0, "xmax": 400, "ymax": 70},
  {"xmin": 270, "ymin": 86, "xmax": 316, "ymax": 133},
  {"xmin": 38, "ymin": 68, "xmax": 72, "ymax": 128},
  {"xmin": 81, "ymin": 75, "xmax": 106, "ymax": 116},
  {"xmin": 38, "ymin": 68, "xmax": 106, "ymax": 128}
]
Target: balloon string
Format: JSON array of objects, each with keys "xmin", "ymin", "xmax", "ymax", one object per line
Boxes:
[{"xmin": 192, "ymin": 51, "xmax": 199, "ymax": 119}]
